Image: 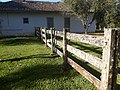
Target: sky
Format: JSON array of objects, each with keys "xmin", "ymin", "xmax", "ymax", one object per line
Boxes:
[{"xmin": 0, "ymin": 0, "xmax": 61, "ymax": 2}]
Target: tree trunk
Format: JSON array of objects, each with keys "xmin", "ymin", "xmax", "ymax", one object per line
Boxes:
[
  {"xmin": 83, "ymin": 15, "xmax": 89, "ymax": 35},
  {"xmin": 84, "ymin": 26, "xmax": 88, "ymax": 35}
]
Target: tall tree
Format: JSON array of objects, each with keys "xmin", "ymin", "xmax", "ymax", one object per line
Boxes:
[
  {"xmin": 109, "ymin": 0, "xmax": 120, "ymax": 28},
  {"xmin": 65, "ymin": 0, "xmax": 120, "ymax": 32},
  {"xmin": 64, "ymin": 0, "xmax": 94, "ymax": 34},
  {"xmin": 91, "ymin": 0, "xmax": 107, "ymax": 30},
  {"xmin": 104, "ymin": 0, "xmax": 117, "ymax": 28},
  {"xmin": 92, "ymin": 0, "xmax": 120, "ymax": 28}
]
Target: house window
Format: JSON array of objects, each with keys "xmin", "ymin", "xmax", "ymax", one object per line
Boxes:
[
  {"xmin": 47, "ymin": 17, "xmax": 54, "ymax": 28},
  {"xmin": 23, "ymin": 18, "xmax": 29, "ymax": 24},
  {"xmin": 64, "ymin": 17, "xmax": 70, "ymax": 29}
]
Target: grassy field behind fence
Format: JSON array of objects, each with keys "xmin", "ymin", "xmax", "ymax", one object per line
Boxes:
[{"xmin": 0, "ymin": 37, "xmax": 97, "ymax": 90}]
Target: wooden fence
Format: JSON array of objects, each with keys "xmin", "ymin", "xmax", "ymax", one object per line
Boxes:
[{"xmin": 35, "ymin": 27, "xmax": 120, "ymax": 90}]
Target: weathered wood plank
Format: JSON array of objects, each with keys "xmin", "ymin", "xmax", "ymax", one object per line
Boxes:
[
  {"xmin": 63, "ymin": 29, "xmax": 68, "ymax": 67},
  {"xmin": 44, "ymin": 29, "xmax": 47, "ymax": 47},
  {"xmin": 56, "ymin": 40, "xmax": 63, "ymax": 47},
  {"xmin": 41, "ymin": 28, "xmax": 46, "ymax": 33},
  {"xmin": 55, "ymin": 47, "xmax": 63, "ymax": 57},
  {"xmin": 41, "ymin": 29, "xmax": 43, "ymax": 40},
  {"xmin": 67, "ymin": 57, "xmax": 100, "ymax": 89},
  {"xmin": 36, "ymin": 30, "xmax": 41, "ymax": 37},
  {"xmin": 100, "ymin": 28, "xmax": 118, "ymax": 90},
  {"xmin": 36, "ymin": 32, "xmax": 40, "ymax": 37},
  {"xmin": 41, "ymin": 33, "xmax": 46, "ymax": 38},
  {"xmin": 46, "ymin": 30, "xmax": 52, "ymax": 34},
  {"xmin": 47, "ymin": 39, "xmax": 51, "ymax": 43},
  {"xmin": 51, "ymin": 28, "xmax": 54, "ymax": 54},
  {"xmin": 67, "ymin": 33, "xmax": 104, "ymax": 47},
  {"xmin": 67, "ymin": 44, "xmax": 103, "ymax": 69},
  {"xmin": 56, "ymin": 39, "xmax": 103, "ymax": 69},
  {"xmin": 55, "ymin": 31, "xmax": 63, "ymax": 37},
  {"xmin": 43, "ymin": 38, "xmax": 46, "ymax": 43},
  {"xmin": 47, "ymin": 42, "xmax": 52, "ymax": 48}
]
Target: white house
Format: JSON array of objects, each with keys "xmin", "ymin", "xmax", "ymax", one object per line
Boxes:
[{"xmin": 0, "ymin": 0, "xmax": 96, "ymax": 37}]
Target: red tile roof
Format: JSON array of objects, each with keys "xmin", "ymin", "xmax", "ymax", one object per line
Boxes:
[{"xmin": 0, "ymin": 1, "xmax": 70, "ymax": 12}]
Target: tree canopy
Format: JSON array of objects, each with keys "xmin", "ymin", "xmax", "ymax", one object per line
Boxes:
[
  {"xmin": 64, "ymin": 0, "xmax": 94, "ymax": 34},
  {"xmin": 64, "ymin": 0, "xmax": 120, "ymax": 32}
]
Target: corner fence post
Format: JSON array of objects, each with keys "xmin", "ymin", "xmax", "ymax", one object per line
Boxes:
[
  {"xmin": 45, "ymin": 28, "xmax": 47, "ymax": 47},
  {"xmin": 100, "ymin": 28, "xmax": 119, "ymax": 90},
  {"xmin": 63, "ymin": 28, "xmax": 68, "ymax": 68}
]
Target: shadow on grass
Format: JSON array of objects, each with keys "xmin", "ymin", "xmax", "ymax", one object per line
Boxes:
[
  {"xmin": 0, "ymin": 64, "xmax": 72, "ymax": 90},
  {"xmin": 116, "ymin": 84, "xmax": 120, "ymax": 90},
  {"xmin": 69, "ymin": 55, "xmax": 101, "ymax": 80},
  {"xmin": 55, "ymin": 45, "xmax": 101, "ymax": 79},
  {"xmin": 118, "ymin": 67, "xmax": 120, "ymax": 74},
  {"xmin": 0, "ymin": 54, "xmax": 59, "ymax": 62},
  {"xmin": 0, "ymin": 37, "xmax": 43, "ymax": 46},
  {"xmin": 70, "ymin": 41, "xmax": 102, "ymax": 58}
]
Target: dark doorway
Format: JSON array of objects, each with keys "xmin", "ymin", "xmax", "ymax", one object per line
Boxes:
[
  {"xmin": 64, "ymin": 17, "xmax": 70, "ymax": 29},
  {"xmin": 47, "ymin": 17, "xmax": 54, "ymax": 29}
]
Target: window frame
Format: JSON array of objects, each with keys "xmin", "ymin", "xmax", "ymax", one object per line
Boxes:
[
  {"xmin": 47, "ymin": 17, "xmax": 54, "ymax": 28},
  {"xmin": 64, "ymin": 17, "xmax": 70, "ymax": 29},
  {"xmin": 23, "ymin": 17, "xmax": 29, "ymax": 24}
]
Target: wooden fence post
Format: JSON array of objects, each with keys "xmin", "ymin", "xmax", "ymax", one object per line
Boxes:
[
  {"xmin": 53, "ymin": 28, "xmax": 56, "ymax": 53},
  {"xmin": 63, "ymin": 28, "xmax": 68, "ymax": 68},
  {"xmin": 50, "ymin": 28, "xmax": 55, "ymax": 54},
  {"xmin": 45, "ymin": 28, "xmax": 47, "ymax": 47},
  {"xmin": 100, "ymin": 28, "xmax": 119, "ymax": 90},
  {"xmin": 41, "ymin": 27, "xmax": 43, "ymax": 42},
  {"xmin": 39, "ymin": 27, "xmax": 41, "ymax": 40},
  {"xmin": 66, "ymin": 28, "xmax": 70, "ymax": 45}
]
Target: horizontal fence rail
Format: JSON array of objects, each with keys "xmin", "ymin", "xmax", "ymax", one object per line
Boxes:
[
  {"xmin": 54, "ymin": 48, "xmax": 63, "ymax": 57},
  {"xmin": 67, "ymin": 57, "xmax": 101, "ymax": 89},
  {"xmin": 67, "ymin": 33, "xmax": 104, "ymax": 47},
  {"xmin": 67, "ymin": 44, "xmax": 103, "ymax": 69},
  {"xmin": 56, "ymin": 40, "xmax": 63, "ymax": 47},
  {"xmin": 35, "ymin": 27, "xmax": 120, "ymax": 90},
  {"xmin": 47, "ymin": 30, "xmax": 63, "ymax": 37},
  {"xmin": 41, "ymin": 28, "xmax": 46, "ymax": 33}
]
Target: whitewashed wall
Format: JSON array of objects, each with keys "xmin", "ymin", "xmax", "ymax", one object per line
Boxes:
[{"xmin": 0, "ymin": 12, "xmax": 96, "ymax": 36}]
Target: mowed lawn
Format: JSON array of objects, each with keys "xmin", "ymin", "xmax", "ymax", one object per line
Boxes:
[{"xmin": 0, "ymin": 37, "xmax": 97, "ymax": 90}]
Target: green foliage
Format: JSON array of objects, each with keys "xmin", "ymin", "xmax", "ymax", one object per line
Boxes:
[
  {"xmin": 92, "ymin": 0, "xmax": 107, "ymax": 30},
  {"xmin": 93, "ymin": 0, "xmax": 120, "ymax": 28},
  {"xmin": 64, "ymin": 0, "xmax": 94, "ymax": 34},
  {"xmin": 111, "ymin": 0, "xmax": 120, "ymax": 28},
  {"xmin": 65, "ymin": 0, "xmax": 93, "ymax": 13},
  {"xmin": 104, "ymin": 0, "xmax": 117, "ymax": 28},
  {"xmin": 65, "ymin": 0, "xmax": 120, "ymax": 29}
]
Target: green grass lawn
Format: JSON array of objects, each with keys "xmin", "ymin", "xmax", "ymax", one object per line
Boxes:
[{"xmin": 0, "ymin": 37, "xmax": 97, "ymax": 90}]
